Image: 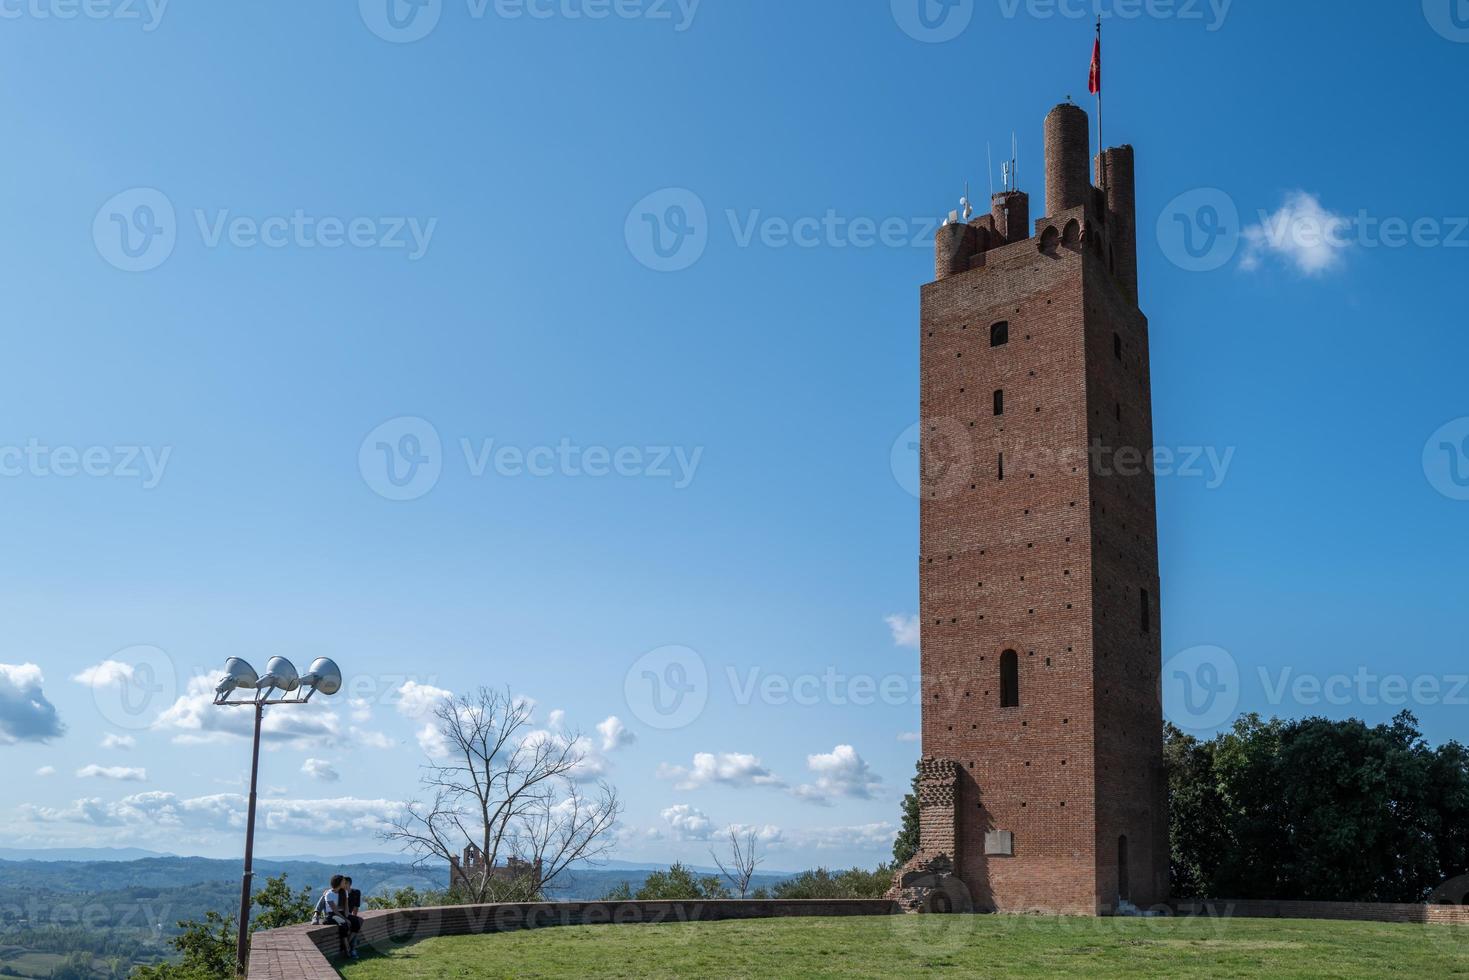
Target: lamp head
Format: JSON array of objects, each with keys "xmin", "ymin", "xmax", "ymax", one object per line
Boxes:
[
  {"xmin": 214, "ymin": 658, "xmax": 259, "ymax": 700},
  {"xmin": 300, "ymin": 658, "xmax": 342, "ymax": 698},
  {"xmin": 256, "ymin": 657, "xmax": 300, "ymax": 696}
]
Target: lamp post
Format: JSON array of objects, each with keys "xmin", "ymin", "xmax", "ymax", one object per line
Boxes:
[{"xmin": 212, "ymin": 656, "xmax": 341, "ymax": 976}]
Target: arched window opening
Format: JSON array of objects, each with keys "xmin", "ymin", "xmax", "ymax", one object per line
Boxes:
[
  {"xmin": 1000, "ymin": 650, "xmax": 1019, "ymax": 709},
  {"xmin": 990, "ymin": 321, "xmax": 1010, "ymax": 348}
]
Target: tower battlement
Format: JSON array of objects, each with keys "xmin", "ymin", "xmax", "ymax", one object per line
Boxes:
[{"xmin": 935, "ymin": 104, "xmax": 1138, "ymax": 307}]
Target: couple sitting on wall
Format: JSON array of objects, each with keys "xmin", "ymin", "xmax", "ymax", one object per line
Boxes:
[{"xmin": 313, "ymin": 874, "xmax": 363, "ymax": 960}]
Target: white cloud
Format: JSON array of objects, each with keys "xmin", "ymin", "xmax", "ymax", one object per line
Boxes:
[
  {"xmin": 518, "ymin": 727, "xmax": 609, "ymax": 783},
  {"xmin": 660, "ymin": 804, "xmax": 713, "ymax": 841},
  {"xmin": 0, "ymin": 663, "xmax": 65, "ymax": 744},
  {"xmin": 71, "ymin": 661, "xmax": 134, "ymax": 689},
  {"xmin": 657, "ymin": 752, "xmax": 784, "ymax": 792},
  {"xmin": 785, "ymin": 821, "xmax": 899, "ymax": 851},
  {"xmin": 302, "ymin": 758, "xmax": 340, "ymax": 783},
  {"xmin": 547, "ymin": 709, "xmax": 566, "ymax": 731},
  {"xmin": 416, "ymin": 722, "xmax": 450, "ymax": 759},
  {"xmin": 897, "ymin": 731, "xmax": 920, "ymax": 744},
  {"xmin": 35, "ymin": 766, "xmax": 56, "ymax": 777},
  {"xmin": 152, "ymin": 676, "xmax": 338, "ymax": 748},
  {"xmin": 596, "ymin": 716, "xmax": 635, "ymax": 753},
  {"xmin": 725, "ymin": 822, "xmax": 784, "ymax": 845},
  {"xmin": 21, "ymin": 792, "xmax": 402, "ymax": 837},
  {"xmin": 351, "ymin": 727, "xmax": 394, "ymax": 750},
  {"xmin": 349, "ymin": 699, "xmax": 373, "ymax": 723},
  {"xmin": 395, "ymin": 681, "xmax": 453, "ymax": 720},
  {"xmin": 101, "ymin": 734, "xmax": 136, "ymax": 750},
  {"xmin": 76, "ymin": 764, "xmax": 147, "ymax": 782},
  {"xmin": 793, "ymin": 745, "xmax": 882, "ymax": 805},
  {"xmin": 885, "ymin": 613, "xmax": 920, "ymax": 650},
  {"xmin": 1240, "ymin": 191, "xmax": 1352, "ymax": 276}
]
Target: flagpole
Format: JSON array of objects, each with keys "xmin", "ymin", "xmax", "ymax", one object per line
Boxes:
[{"xmin": 1096, "ymin": 16, "xmax": 1104, "ymax": 185}]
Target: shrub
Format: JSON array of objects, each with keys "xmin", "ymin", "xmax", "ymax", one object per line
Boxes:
[{"xmin": 772, "ymin": 865, "xmax": 893, "ymax": 900}]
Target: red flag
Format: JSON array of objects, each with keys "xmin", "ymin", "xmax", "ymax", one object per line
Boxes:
[{"xmin": 1088, "ymin": 37, "xmax": 1101, "ymax": 95}]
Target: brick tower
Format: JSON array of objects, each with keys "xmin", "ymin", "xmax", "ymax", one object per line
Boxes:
[{"xmin": 908, "ymin": 102, "xmax": 1167, "ymax": 914}]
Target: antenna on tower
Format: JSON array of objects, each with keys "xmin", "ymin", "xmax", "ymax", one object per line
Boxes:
[
  {"xmin": 1011, "ymin": 131, "xmax": 1019, "ymax": 192},
  {"xmin": 961, "ymin": 181, "xmax": 974, "ymax": 222},
  {"xmin": 987, "ymin": 143, "xmax": 995, "ymax": 199}
]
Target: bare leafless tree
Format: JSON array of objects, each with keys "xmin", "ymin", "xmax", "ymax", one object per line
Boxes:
[
  {"xmin": 382, "ymin": 686, "xmax": 621, "ymax": 903},
  {"xmin": 710, "ymin": 826, "xmax": 763, "ymax": 899}
]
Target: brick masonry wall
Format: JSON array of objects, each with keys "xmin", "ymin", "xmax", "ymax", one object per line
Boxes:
[
  {"xmin": 1085, "ymin": 236, "xmax": 1167, "ymax": 909},
  {"xmin": 1173, "ymin": 899, "xmax": 1469, "ymax": 926},
  {"xmin": 920, "ymin": 205, "xmax": 1101, "ymax": 916},
  {"xmin": 918, "ymin": 101, "xmax": 1164, "ymax": 916},
  {"xmin": 245, "ymin": 900, "xmax": 899, "ymax": 979}
]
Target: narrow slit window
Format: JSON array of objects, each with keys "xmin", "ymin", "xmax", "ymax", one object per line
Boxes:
[
  {"xmin": 991, "ymin": 321, "xmax": 1010, "ymax": 348},
  {"xmin": 1114, "ymin": 333, "xmax": 1123, "ymax": 361},
  {"xmin": 998, "ymin": 453, "xmax": 1005, "ymax": 481},
  {"xmin": 994, "ymin": 389, "xmax": 1005, "ymax": 417},
  {"xmin": 1140, "ymin": 588, "xmax": 1152, "ymax": 634},
  {"xmin": 1000, "ymin": 650, "xmax": 1020, "ymax": 708}
]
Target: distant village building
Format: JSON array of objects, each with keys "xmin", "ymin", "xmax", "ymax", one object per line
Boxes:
[{"xmin": 448, "ymin": 843, "xmax": 542, "ymax": 893}]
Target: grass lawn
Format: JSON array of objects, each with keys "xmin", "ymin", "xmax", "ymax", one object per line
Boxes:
[{"xmin": 337, "ymin": 914, "xmax": 1469, "ymax": 978}]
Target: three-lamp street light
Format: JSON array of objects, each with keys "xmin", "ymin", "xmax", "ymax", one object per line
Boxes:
[{"xmin": 212, "ymin": 656, "xmax": 342, "ymax": 975}]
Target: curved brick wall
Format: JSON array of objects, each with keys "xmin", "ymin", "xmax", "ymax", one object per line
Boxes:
[
  {"xmin": 246, "ymin": 899, "xmax": 899, "ymax": 979},
  {"xmin": 1043, "ymin": 103, "xmax": 1091, "ymax": 217},
  {"xmin": 246, "ymin": 896, "xmax": 1469, "ymax": 977},
  {"xmin": 1173, "ymin": 898, "xmax": 1469, "ymax": 926}
]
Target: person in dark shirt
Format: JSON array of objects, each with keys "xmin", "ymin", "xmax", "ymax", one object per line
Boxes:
[{"xmin": 341, "ymin": 876, "xmax": 364, "ymax": 958}]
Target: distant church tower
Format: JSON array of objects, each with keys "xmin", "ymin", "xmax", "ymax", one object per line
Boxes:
[{"xmin": 909, "ymin": 103, "xmax": 1167, "ymax": 914}]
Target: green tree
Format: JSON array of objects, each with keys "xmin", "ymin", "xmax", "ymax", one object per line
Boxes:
[
  {"xmin": 248, "ymin": 874, "xmax": 315, "ymax": 931},
  {"xmin": 129, "ymin": 910, "xmax": 234, "ymax": 980},
  {"xmin": 632, "ymin": 863, "xmax": 729, "ymax": 900},
  {"xmin": 599, "ymin": 881, "xmax": 634, "ymax": 901},
  {"xmin": 48, "ymin": 952, "xmax": 94, "ymax": 980},
  {"xmin": 1166, "ymin": 712, "xmax": 1469, "ymax": 903},
  {"xmin": 893, "ymin": 764, "xmax": 921, "ymax": 866},
  {"xmin": 1164, "ymin": 722, "xmax": 1228, "ymax": 898},
  {"xmin": 772, "ymin": 866, "xmax": 893, "ymax": 900},
  {"xmin": 365, "ymin": 884, "xmax": 459, "ymax": 910},
  {"xmin": 128, "ymin": 874, "xmax": 318, "ymax": 980}
]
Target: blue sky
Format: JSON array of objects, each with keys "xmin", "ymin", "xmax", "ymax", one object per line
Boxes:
[{"xmin": 0, "ymin": 0, "xmax": 1465, "ymax": 872}]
